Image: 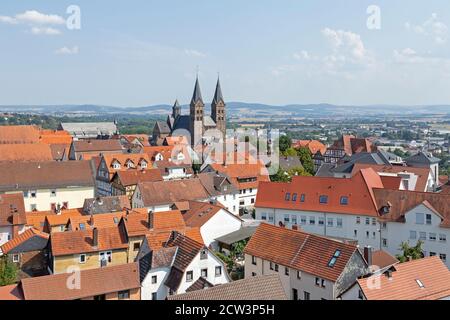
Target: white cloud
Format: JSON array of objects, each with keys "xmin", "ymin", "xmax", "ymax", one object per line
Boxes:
[
  {"xmin": 293, "ymin": 50, "xmax": 312, "ymax": 60},
  {"xmin": 15, "ymin": 10, "xmax": 65, "ymax": 25},
  {"xmin": 321, "ymin": 28, "xmax": 368, "ymax": 61},
  {"xmin": 55, "ymin": 46, "xmax": 79, "ymax": 55},
  {"xmin": 31, "ymin": 27, "xmax": 61, "ymax": 35},
  {"xmin": 405, "ymin": 13, "xmax": 448, "ymax": 44},
  {"xmin": 184, "ymin": 49, "xmax": 207, "ymax": 58},
  {"xmin": 0, "ymin": 16, "xmax": 19, "ymax": 24}
]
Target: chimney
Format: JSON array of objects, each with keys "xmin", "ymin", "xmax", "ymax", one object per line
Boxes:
[
  {"xmin": 364, "ymin": 246, "xmax": 373, "ymax": 267},
  {"xmin": 93, "ymin": 227, "xmax": 99, "ymax": 247},
  {"xmin": 148, "ymin": 211, "xmax": 154, "ymax": 229}
]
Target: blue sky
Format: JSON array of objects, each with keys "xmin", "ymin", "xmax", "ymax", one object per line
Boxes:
[{"xmin": 0, "ymin": 1, "xmax": 449, "ymax": 106}]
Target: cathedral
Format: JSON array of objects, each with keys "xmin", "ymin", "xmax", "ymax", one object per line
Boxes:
[{"xmin": 152, "ymin": 77, "xmax": 226, "ymax": 146}]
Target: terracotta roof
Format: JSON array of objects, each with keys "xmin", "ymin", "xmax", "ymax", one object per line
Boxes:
[
  {"xmin": 0, "ymin": 144, "xmax": 53, "ymax": 162},
  {"xmin": 72, "ymin": 139, "xmax": 123, "ymax": 152},
  {"xmin": 0, "ymin": 284, "xmax": 23, "ymax": 300},
  {"xmin": 352, "ymin": 163, "xmax": 431, "ymax": 192},
  {"xmin": 101, "ymin": 153, "xmax": 151, "ymax": 177},
  {"xmin": 0, "ymin": 193, "xmax": 26, "ymax": 227},
  {"xmin": 137, "ymin": 179, "xmax": 209, "ymax": 207},
  {"xmin": 49, "ymin": 143, "xmax": 70, "ymax": 161},
  {"xmin": 121, "ymin": 134, "xmax": 150, "ymax": 147},
  {"xmin": 371, "ymin": 250, "xmax": 399, "ymax": 270},
  {"xmin": 292, "ymin": 140, "xmax": 327, "ymax": 155},
  {"xmin": 50, "ymin": 225, "xmax": 128, "ymax": 256},
  {"xmin": 144, "ymin": 226, "xmax": 204, "ymax": 250},
  {"xmin": 39, "ymin": 129, "xmax": 72, "ymax": 144},
  {"xmin": 373, "ymin": 188, "xmax": 450, "ymax": 227},
  {"xmin": 358, "ymin": 256, "xmax": 450, "ymax": 300},
  {"xmin": 209, "ymin": 163, "xmax": 270, "ymax": 190},
  {"xmin": 123, "ymin": 210, "xmax": 186, "ymax": 237},
  {"xmin": 182, "ymin": 201, "xmax": 239, "ymax": 228},
  {"xmin": 164, "ymin": 136, "xmax": 189, "ymax": 146},
  {"xmin": 68, "ymin": 212, "xmax": 125, "ymax": 231},
  {"xmin": 380, "ymin": 176, "xmax": 402, "ymax": 190},
  {"xmin": 244, "ymin": 223, "xmax": 362, "ymax": 282},
  {"xmin": 0, "ymin": 161, "xmax": 95, "ymax": 191},
  {"xmin": 329, "ymin": 135, "xmax": 376, "ymax": 155},
  {"xmin": 0, "ymin": 125, "xmax": 40, "ymax": 144},
  {"xmin": 114, "ymin": 169, "xmax": 163, "ymax": 186},
  {"xmin": 143, "ymin": 145, "xmax": 174, "ymax": 161},
  {"xmin": 255, "ymin": 168, "xmax": 383, "ymax": 217},
  {"xmin": 20, "ymin": 262, "xmax": 140, "ymax": 300},
  {"xmin": 26, "ymin": 208, "xmax": 83, "ymax": 231},
  {"xmin": 0, "ymin": 228, "xmax": 49, "ymax": 254},
  {"xmin": 168, "ymin": 274, "xmax": 287, "ymax": 300}
]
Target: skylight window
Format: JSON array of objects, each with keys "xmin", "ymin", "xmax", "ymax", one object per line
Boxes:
[
  {"xmin": 416, "ymin": 279, "xmax": 425, "ymax": 288},
  {"xmin": 79, "ymin": 223, "xmax": 86, "ymax": 230},
  {"xmin": 319, "ymin": 195, "xmax": 328, "ymax": 204},
  {"xmin": 328, "ymin": 250, "xmax": 341, "ymax": 267},
  {"xmin": 300, "ymin": 194, "xmax": 305, "ymax": 202},
  {"xmin": 292, "ymin": 193, "xmax": 298, "ymax": 202},
  {"xmin": 285, "ymin": 193, "xmax": 291, "ymax": 201},
  {"xmin": 340, "ymin": 196, "xmax": 348, "ymax": 205}
]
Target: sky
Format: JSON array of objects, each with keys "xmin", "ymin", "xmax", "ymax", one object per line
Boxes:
[{"xmin": 0, "ymin": 0, "xmax": 450, "ymax": 107}]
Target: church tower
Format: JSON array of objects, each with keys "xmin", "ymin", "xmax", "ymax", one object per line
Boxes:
[
  {"xmin": 189, "ymin": 76, "xmax": 204, "ymax": 146},
  {"xmin": 211, "ymin": 77, "xmax": 226, "ymax": 138},
  {"xmin": 172, "ymin": 99, "xmax": 181, "ymax": 119}
]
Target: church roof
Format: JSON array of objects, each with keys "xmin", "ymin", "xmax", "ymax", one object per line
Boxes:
[
  {"xmin": 191, "ymin": 77, "xmax": 203, "ymax": 104},
  {"xmin": 213, "ymin": 78, "xmax": 224, "ymax": 104},
  {"xmin": 172, "ymin": 115, "xmax": 190, "ymax": 132}
]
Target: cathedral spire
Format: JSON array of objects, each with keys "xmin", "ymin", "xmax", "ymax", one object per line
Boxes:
[
  {"xmin": 213, "ymin": 77, "xmax": 224, "ymax": 104},
  {"xmin": 172, "ymin": 99, "xmax": 181, "ymax": 118},
  {"xmin": 191, "ymin": 76, "xmax": 203, "ymax": 105}
]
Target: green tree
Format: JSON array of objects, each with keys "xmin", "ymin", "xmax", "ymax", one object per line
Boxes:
[
  {"xmin": 0, "ymin": 255, "xmax": 18, "ymax": 286},
  {"xmin": 270, "ymin": 166, "xmax": 311, "ymax": 182},
  {"xmin": 296, "ymin": 147, "xmax": 315, "ymax": 175},
  {"xmin": 279, "ymin": 135, "xmax": 291, "ymax": 154},
  {"xmin": 283, "ymin": 147, "xmax": 298, "ymax": 157},
  {"xmin": 396, "ymin": 240, "xmax": 424, "ymax": 263}
]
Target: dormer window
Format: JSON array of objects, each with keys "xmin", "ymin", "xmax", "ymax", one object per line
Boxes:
[
  {"xmin": 140, "ymin": 160, "xmax": 147, "ymax": 169},
  {"xmin": 319, "ymin": 195, "xmax": 328, "ymax": 204},
  {"xmin": 340, "ymin": 196, "xmax": 348, "ymax": 205},
  {"xmin": 126, "ymin": 160, "xmax": 135, "ymax": 169},
  {"xmin": 285, "ymin": 193, "xmax": 291, "ymax": 201},
  {"xmin": 155, "ymin": 153, "xmax": 164, "ymax": 161},
  {"xmin": 112, "ymin": 161, "xmax": 121, "ymax": 170}
]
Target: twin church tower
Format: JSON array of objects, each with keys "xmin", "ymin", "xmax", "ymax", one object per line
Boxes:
[{"xmin": 153, "ymin": 77, "xmax": 226, "ymax": 146}]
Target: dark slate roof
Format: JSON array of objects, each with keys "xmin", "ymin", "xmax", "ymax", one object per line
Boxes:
[
  {"xmin": 138, "ymin": 247, "xmax": 177, "ymax": 282},
  {"xmin": 168, "ymin": 274, "xmax": 287, "ymax": 300},
  {"xmin": 191, "ymin": 77, "xmax": 203, "ymax": 104},
  {"xmin": 215, "ymin": 226, "xmax": 258, "ymax": 245},
  {"xmin": 197, "ymin": 172, "xmax": 238, "ymax": 196},
  {"xmin": 331, "ymin": 152, "xmax": 392, "ymax": 174},
  {"xmin": 155, "ymin": 121, "xmax": 171, "ymax": 134},
  {"xmin": 172, "ymin": 115, "xmax": 191, "ymax": 132},
  {"xmin": 406, "ymin": 151, "xmax": 441, "ymax": 165},
  {"xmin": 279, "ymin": 156, "xmax": 303, "ymax": 171},
  {"xmin": 315, "ymin": 163, "xmax": 336, "ymax": 177},
  {"xmin": 186, "ymin": 277, "xmax": 214, "ymax": 292},
  {"xmin": 82, "ymin": 196, "xmax": 130, "ymax": 215},
  {"xmin": 213, "ymin": 78, "xmax": 224, "ymax": 104}
]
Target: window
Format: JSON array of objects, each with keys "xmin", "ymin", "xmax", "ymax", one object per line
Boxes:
[
  {"xmin": 300, "ymin": 216, "xmax": 306, "ymax": 225},
  {"xmin": 416, "ymin": 213, "xmax": 424, "ymax": 225},
  {"xmin": 285, "ymin": 193, "xmax": 291, "ymax": 201},
  {"xmin": 366, "ymin": 231, "xmax": 370, "ymax": 239},
  {"xmin": 30, "ymin": 204, "xmax": 37, "ymax": 211},
  {"xmin": 252, "ymin": 272, "xmax": 257, "ymax": 277},
  {"xmin": 200, "ymin": 249, "xmax": 208, "ymax": 260},
  {"xmin": 268, "ymin": 214, "xmax": 274, "ymax": 222},
  {"xmin": 381, "ymin": 222, "xmax": 387, "ymax": 229},
  {"xmin": 430, "ymin": 252, "xmax": 436, "ymax": 257},
  {"xmin": 365, "ymin": 217, "xmax": 370, "ymax": 225},
  {"xmin": 151, "ymin": 275, "xmax": 157, "ymax": 284},
  {"xmin": 79, "ymin": 223, "xmax": 86, "ymax": 230},
  {"xmin": 269, "ymin": 262, "xmax": 274, "ymax": 270},
  {"xmin": 201, "ymin": 269, "xmax": 208, "ymax": 278},
  {"xmin": 358, "ymin": 290, "xmax": 364, "ymax": 300},
  {"xmin": 291, "ymin": 216, "xmax": 297, "ymax": 225},
  {"xmin": 419, "ymin": 232, "xmax": 426, "ymax": 241},
  {"xmin": 440, "ymin": 254, "xmax": 447, "ymax": 262},
  {"xmin": 133, "ymin": 242, "xmax": 141, "ymax": 251},
  {"xmin": 328, "ymin": 250, "xmax": 341, "ymax": 267},
  {"xmin": 186, "ymin": 271, "xmax": 193, "ymax": 282},
  {"xmin": 315, "ymin": 277, "xmax": 320, "ymax": 286},
  {"xmin": 284, "ymin": 215, "xmax": 290, "ymax": 223},
  {"xmin": 382, "ymin": 238, "xmax": 388, "ymax": 247},
  {"xmin": 252, "ymin": 256, "xmax": 257, "ymax": 265},
  {"xmin": 356, "ymin": 217, "xmax": 361, "ymax": 224},
  {"xmin": 292, "ymin": 288, "xmax": 298, "ymax": 301},
  {"xmin": 426, "ymin": 214, "xmax": 432, "ymax": 225},
  {"xmin": 30, "ymin": 190, "xmax": 37, "ymax": 198},
  {"xmin": 297, "ymin": 271, "xmax": 302, "ymax": 279},
  {"xmin": 304, "ymin": 291, "xmax": 310, "ymax": 300},
  {"xmin": 300, "ymin": 194, "xmax": 305, "ymax": 202},
  {"xmin": 50, "ymin": 189, "xmax": 56, "ymax": 197},
  {"xmin": 79, "ymin": 254, "xmax": 86, "ymax": 264},
  {"xmin": 439, "ymin": 234, "xmax": 447, "ymax": 242},
  {"xmin": 327, "ymin": 218, "xmax": 333, "ymax": 227},
  {"xmin": 118, "ymin": 290, "xmax": 130, "ymax": 300},
  {"xmin": 354, "ymin": 230, "xmax": 358, "ymax": 237},
  {"xmin": 292, "ymin": 193, "xmax": 298, "ymax": 201},
  {"xmin": 321, "ymin": 279, "xmax": 326, "ymax": 288},
  {"xmin": 151, "ymin": 292, "xmax": 157, "ymax": 300},
  {"xmin": 372, "ymin": 232, "xmax": 376, "ymax": 239},
  {"xmin": 99, "ymin": 251, "xmax": 112, "ymax": 264},
  {"xmin": 274, "ymin": 264, "xmax": 279, "ymax": 272},
  {"xmin": 309, "ymin": 217, "xmax": 315, "ymax": 225},
  {"xmin": 285, "ymin": 267, "xmax": 289, "ymax": 276},
  {"xmin": 251, "ymin": 198, "xmax": 255, "ymax": 204},
  {"xmin": 337, "ymin": 218, "xmax": 343, "ymax": 228},
  {"xmin": 215, "ymin": 266, "xmax": 222, "ymax": 277},
  {"xmin": 429, "ymin": 233, "xmax": 437, "ymax": 241},
  {"xmin": 12, "ymin": 254, "xmax": 20, "ymax": 263},
  {"xmin": 410, "ymin": 231, "xmax": 417, "ymax": 239},
  {"xmin": 318, "ymin": 217, "xmax": 324, "ymax": 226},
  {"xmin": 340, "ymin": 196, "xmax": 348, "ymax": 205},
  {"xmin": 319, "ymin": 195, "xmax": 328, "ymax": 204},
  {"xmin": 372, "ymin": 218, "xmax": 377, "ymax": 226},
  {"xmin": 261, "ymin": 213, "xmax": 267, "ymax": 221}
]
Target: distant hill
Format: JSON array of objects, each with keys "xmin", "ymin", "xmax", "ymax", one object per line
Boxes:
[{"xmin": 1, "ymin": 103, "xmax": 449, "ymax": 117}]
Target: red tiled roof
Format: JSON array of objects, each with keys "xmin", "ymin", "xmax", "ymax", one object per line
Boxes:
[
  {"xmin": 209, "ymin": 162, "xmax": 270, "ymax": 190},
  {"xmin": 39, "ymin": 129, "xmax": 72, "ymax": 145},
  {"xmin": 380, "ymin": 176, "xmax": 402, "ymax": 190},
  {"xmin": 292, "ymin": 140, "xmax": 327, "ymax": 155},
  {"xmin": 114, "ymin": 169, "xmax": 163, "ymax": 186},
  {"xmin": 72, "ymin": 139, "xmax": 123, "ymax": 152},
  {"xmin": 182, "ymin": 201, "xmax": 239, "ymax": 228},
  {"xmin": 0, "ymin": 284, "xmax": 23, "ymax": 300},
  {"xmin": 50, "ymin": 225, "xmax": 128, "ymax": 256},
  {"xmin": 0, "ymin": 228, "xmax": 49, "ymax": 254},
  {"xmin": 371, "ymin": 250, "xmax": 399, "ymax": 270},
  {"xmin": 21, "ymin": 262, "xmax": 140, "ymax": 300},
  {"xmin": 0, "ymin": 144, "xmax": 53, "ymax": 162},
  {"xmin": 244, "ymin": 223, "xmax": 361, "ymax": 281},
  {"xmin": 123, "ymin": 210, "xmax": 187, "ymax": 237},
  {"xmin": 358, "ymin": 256, "xmax": 450, "ymax": 300},
  {"xmin": 0, "ymin": 193, "xmax": 26, "ymax": 227},
  {"xmin": 0, "ymin": 125, "xmax": 40, "ymax": 144},
  {"xmin": 102, "ymin": 153, "xmax": 151, "ymax": 176},
  {"xmin": 255, "ymin": 168, "xmax": 383, "ymax": 217}
]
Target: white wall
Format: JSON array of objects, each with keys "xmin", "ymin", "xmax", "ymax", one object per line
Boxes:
[
  {"xmin": 216, "ymin": 193, "xmax": 239, "ymax": 216},
  {"xmin": 238, "ymin": 188, "xmax": 258, "ymax": 210},
  {"xmin": 141, "ymin": 267, "xmax": 170, "ymax": 300},
  {"xmin": 201, "ymin": 209, "xmax": 242, "ymax": 248}
]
